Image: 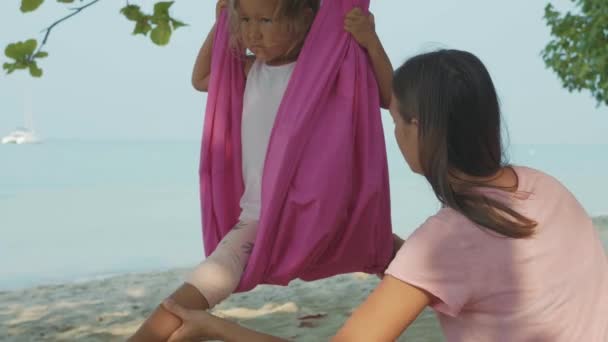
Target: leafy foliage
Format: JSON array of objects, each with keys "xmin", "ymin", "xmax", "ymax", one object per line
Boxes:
[
  {"xmin": 3, "ymin": 39, "xmax": 47, "ymax": 77},
  {"xmin": 120, "ymin": 1, "xmax": 187, "ymax": 46},
  {"xmin": 542, "ymin": 0, "xmax": 608, "ymax": 106},
  {"xmin": 5, "ymin": 0, "xmax": 186, "ymax": 76}
]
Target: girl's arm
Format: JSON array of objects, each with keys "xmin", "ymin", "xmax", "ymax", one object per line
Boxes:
[
  {"xmin": 332, "ymin": 276, "xmax": 431, "ymax": 341},
  {"xmin": 193, "ymin": 31, "xmax": 255, "ymax": 92},
  {"xmin": 192, "ymin": 0, "xmax": 227, "ymax": 92},
  {"xmin": 344, "ymin": 8, "xmax": 393, "ymax": 109},
  {"xmin": 191, "ymin": 25, "xmax": 216, "ymax": 92},
  {"xmin": 365, "ymin": 32, "xmax": 393, "ymax": 109}
]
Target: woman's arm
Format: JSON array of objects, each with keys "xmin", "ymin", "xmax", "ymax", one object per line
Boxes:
[
  {"xmin": 127, "ymin": 283, "xmax": 210, "ymax": 342},
  {"xmin": 344, "ymin": 8, "xmax": 393, "ymax": 109},
  {"xmin": 158, "ymin": 275, "xmax": 430, "ymax": 342},
  {"xmin": 212, "ymin": 319, "xmax": 288, "ymax": 342},
  {"xmin": 332, "ymin": 276, "xmax": 432, "ymax": 341}
]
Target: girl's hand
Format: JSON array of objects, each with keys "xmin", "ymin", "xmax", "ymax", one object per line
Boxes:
[
  {"xmin": 161, "ymin": 299, "xmax": 223, "ymax": 342},
  {"xmin": 216, "ymin": 0, "xmax": 227, "ymax": 20},
  {"xmin": 344, "ymin": 8, "xmax": 378, "ymax": 51},
  {"xmin": 376, "ymin": 233, "xmax": 405, "ymax": 279},
  {"xmin": 392, "ymin": 233, "xmax": 405, "ymax": 259}
]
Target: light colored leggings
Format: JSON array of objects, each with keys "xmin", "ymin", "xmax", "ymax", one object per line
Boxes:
[{"xmin": 186, "ymin": 220, "xmax": 258, "ymax": 308}]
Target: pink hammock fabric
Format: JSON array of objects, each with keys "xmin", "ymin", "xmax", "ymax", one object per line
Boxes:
[{"xmin": 200, "ymin": 0, "xmax": 393, "ymax": 292}]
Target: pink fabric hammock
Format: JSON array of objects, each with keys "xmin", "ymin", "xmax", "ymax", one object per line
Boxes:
[{"xmin": 200, "ymin": 0, "xmax": 393, "ymax": 292}]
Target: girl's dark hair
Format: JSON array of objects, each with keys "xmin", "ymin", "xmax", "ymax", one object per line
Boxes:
[{"xmin": 392, "ymin": 49, "xmax": 537, "ymax": 238}]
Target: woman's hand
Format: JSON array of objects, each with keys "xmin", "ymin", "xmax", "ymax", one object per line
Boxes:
[
  {"xmin": 344, "ymin": 8, "xmax": 379, "ymax": 51},
  {"xmin": 216, "ymin": 0, "xmax": 227, "ymax": 20},
  {"xmin": 161, "ymin": 299, "xmax": 223, "ymax": 342},
  {"xmin": 162, "ymin": 299, "xmax": 289, "ymax": 342}
]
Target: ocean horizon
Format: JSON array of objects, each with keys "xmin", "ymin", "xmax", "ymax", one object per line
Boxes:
[{"xmin": 1, "ymin": 140, "xmax": 607, "ymax": 291}]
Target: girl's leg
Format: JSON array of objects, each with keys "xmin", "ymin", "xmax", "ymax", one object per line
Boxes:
[
  {"xmin": 185, "ymin": 220, "xmax": 258, "ymax": 308},
  {"xmin": 128, "ymin": 221, "xmax": 258, "ymax": 341}
]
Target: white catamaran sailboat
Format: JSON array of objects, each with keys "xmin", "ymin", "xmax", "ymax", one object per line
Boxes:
[
  {"xmin": 2, "ymin": 91, "xmax": 41, "ymax": 144},
  {"xmin": 1, "ymin": 127, "xmax": 39, "ymax": 144}
]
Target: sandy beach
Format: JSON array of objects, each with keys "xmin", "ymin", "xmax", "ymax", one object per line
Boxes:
[
  {"xmin": 0, "ymin": 271, "xmax": 441, "ymax": 342},
  {"xmin": 2, "ymin": 217, "xmax": 606, "ymax": 342}
]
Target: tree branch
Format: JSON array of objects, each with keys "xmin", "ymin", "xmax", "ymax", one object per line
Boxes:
[{"xmin": 31, "ymin": 0, "xmax": 102, "ymax": 60}]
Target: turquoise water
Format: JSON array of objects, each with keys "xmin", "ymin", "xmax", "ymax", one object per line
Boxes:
[
  {"xmin": 1, "ymin": 141, "xmax": 607, "ymax": 290},
  {"xmin": 0, "ymin": 141, "xmax": 203, "ymax": 290}
]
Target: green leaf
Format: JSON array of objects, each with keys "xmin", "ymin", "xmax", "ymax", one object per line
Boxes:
[
  {"xmin": 133, "ymin": 20, "xmax": 152, "ymax": 35},
  {"xmin": 23, "ymin": 39, "xmax": 37, "ymax": 54},
  {"xmin": 5, "ymin": 44, "xmax": 22, "ymax": 60},
  {"xmin": 21, "ymin": 0, "xmax": 44, "ymax": 12},
  {"xmin": 153, "ymin": 1, "xmax": 173, "ymax": 16},
  {"xmin": 5, "ymin": 39, "xmax": 37, "ymax": 60},
  {"xmin": 150, "ymin": 23, "xmax": 171, "ymax": 45},
  {"xmin": 3, "ymin": 63, "xmax": 16, "ymax": 74},
  {"xmin": 29, "ymin": 62, "xmax": 43, "ymax": 77},
  {"xmin": 171, "ymin": 19, "xmax": 187, "ymax": 30},
  {"xmin": 57, "ymin": 0, "xmax": 74, "ymax": 3},
  {"xmin": 34, "ymin": 51, "xmax": 48, "ymax": 58},
  {"xmin": 121, "ymin": 5, "xmax": 144, "ymax": 21}
]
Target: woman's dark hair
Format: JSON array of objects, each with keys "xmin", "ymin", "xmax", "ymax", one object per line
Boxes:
[{"xmin": 392, "ymin": 49, "xmax": 537, "ymax": 238}]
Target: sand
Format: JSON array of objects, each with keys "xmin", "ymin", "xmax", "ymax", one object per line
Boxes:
[
  {"xmin": 3, "ymin": 217, "xmax": 605, "ymax": 341},
  {"xmin": 0, "ymin": 270, "xmax": 441, "ymax": 341}
]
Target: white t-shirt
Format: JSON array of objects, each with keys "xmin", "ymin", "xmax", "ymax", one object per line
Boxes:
[{"xmin": 239, "ymin": 60, "xmax": 296, "ymax": 221}]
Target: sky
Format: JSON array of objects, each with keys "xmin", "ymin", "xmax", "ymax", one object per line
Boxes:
[{"xmin": 0, "ymin": 0, "xmax": 607, "ymax": 143}]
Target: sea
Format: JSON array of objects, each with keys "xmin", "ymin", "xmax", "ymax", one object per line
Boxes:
[{"xmin": 0, "ymin": 140, "xmax": 607, "ymax": 291}]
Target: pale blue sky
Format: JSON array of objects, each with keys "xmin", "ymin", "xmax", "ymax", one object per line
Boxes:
[{"xmin": 1, "ymin": 0, "xmax": 607, "ymax": 143}]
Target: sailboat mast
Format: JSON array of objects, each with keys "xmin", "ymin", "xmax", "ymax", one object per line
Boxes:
[{"xmin": 23, "ymin": 87, "xmax": 34, "ymax": 132}]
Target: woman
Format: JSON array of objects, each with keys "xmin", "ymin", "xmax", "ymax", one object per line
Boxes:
[{"xmin": 159, "ymin": 49, "xmax": 608, "ymax": 341}]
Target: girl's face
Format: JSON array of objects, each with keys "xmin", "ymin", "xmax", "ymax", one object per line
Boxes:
[
  {"xmin": 237, "ymin": 0, "xmax": 303, "ymax": 64},
  {"xmin": 389, "ymin": 94, "xmax": 422, "ymax": 174}
]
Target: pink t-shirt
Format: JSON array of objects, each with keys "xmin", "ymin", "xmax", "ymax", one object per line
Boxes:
[{"xmin": 386, "ymin": 166, "xmax": 608, "ymax": 341}]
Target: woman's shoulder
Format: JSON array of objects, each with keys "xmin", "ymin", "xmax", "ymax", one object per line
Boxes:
[
  {"xmin": 512, "ymin": 165, "xmax": 560, "ymax": 186},
  {"xmin": 412, "ymin": 166, "xmax": 576, "ymax": 239},
  {"xmin": 511, "ymin": 165, "xmax": 571, "ymax": 197},
  {"xmin": 413, "ymin": 208, "xmax": 475, "ymax": 240}
]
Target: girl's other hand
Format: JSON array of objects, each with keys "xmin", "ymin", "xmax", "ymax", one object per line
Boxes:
[
  {"xmin": 392, "ymin": 233, "xmax": 405, "ymax": 259},
  {"xmin": 377, "ymin": 233, "xmax": 405, "ymax": 279},
  {"xmin": 344, "ymin": 7, "xmax": 378, "ymax": 51}
]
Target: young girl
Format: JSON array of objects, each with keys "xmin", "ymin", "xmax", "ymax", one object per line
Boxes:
[
  {"xmin": 160, "ymin": 50, "xmax": 608, "ymax": 341},
  {"xmin": 129, "ymin": 0, "xmax": 392, "ymax": 340}
]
